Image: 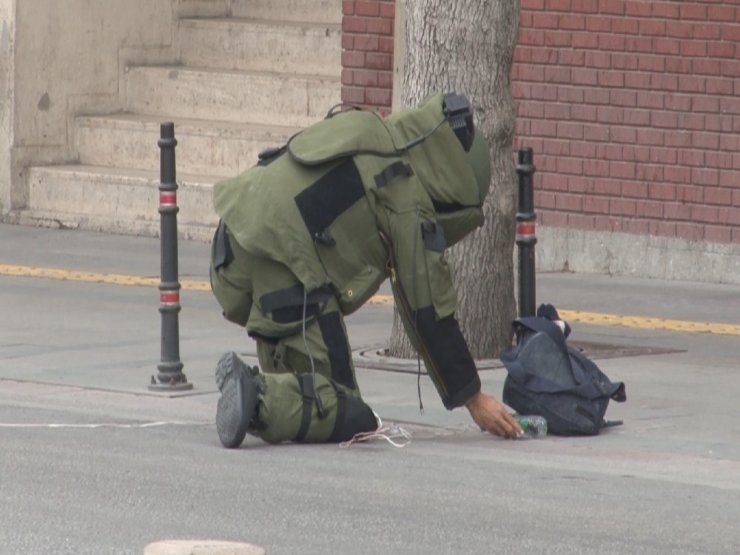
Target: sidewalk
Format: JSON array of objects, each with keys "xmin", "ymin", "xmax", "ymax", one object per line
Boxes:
[{"xmin": 2, "ymin": 222, "xmax": 740, "ymax": 459}]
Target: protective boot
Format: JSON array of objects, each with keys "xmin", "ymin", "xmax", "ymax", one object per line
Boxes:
[{"xmin": 215, "ymin": 351, "xmax": 261, "ymax": 448}]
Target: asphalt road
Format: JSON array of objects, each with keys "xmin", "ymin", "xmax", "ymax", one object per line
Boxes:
[{"xmin": 2, "ymin": 223, "xmax": 740, "ymax": 554}]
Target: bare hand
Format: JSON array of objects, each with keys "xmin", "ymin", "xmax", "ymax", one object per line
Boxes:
[{"xmin": 465, "ymin": 391, "xmax": 523, "ymax": 439}]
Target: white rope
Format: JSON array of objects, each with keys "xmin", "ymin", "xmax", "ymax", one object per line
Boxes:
[{"xmin": 339, "ymin": 413, "xmax": 412, "ymax": 448}]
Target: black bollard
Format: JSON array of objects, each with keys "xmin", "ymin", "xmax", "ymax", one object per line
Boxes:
[
  {"xmin": 516, "ymin": 148, "xmax": 537, "ymax": 318},
  {"xmin": 150, "ymin": 122, "xmax": 192, "ymax": 391}
]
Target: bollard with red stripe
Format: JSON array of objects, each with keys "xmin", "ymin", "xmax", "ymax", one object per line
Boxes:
[
  {"xmin": 150, "ymin": 122, "xmax": 192, "ymax": 391},
  {"xmin": 516, "ymin": 147, "xmax": 537, "ymax": 318}
]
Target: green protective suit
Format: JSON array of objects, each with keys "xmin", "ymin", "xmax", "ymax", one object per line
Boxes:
[{"xmin": 210, "ymin": 92, "xmax": 491, "ymax": 444}]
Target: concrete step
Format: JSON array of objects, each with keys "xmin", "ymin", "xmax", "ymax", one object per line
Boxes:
[
  {"xmin": 24, "ymin": 165, "xmax": 218, "ymax": 240},
  {"xmin": 179, "ymin": 17, "xmax": 340, "ymax": 77},
  {"xmin": 231, "ymin": 0, "xmax": 342, "ymax": 24},
  {"xmin": 123, "ymin": 65, "xmax": 340, "ymax": 128},
  {"xmin": 75, "ymin": 113, "xmax": 300, "ymax": 177}
]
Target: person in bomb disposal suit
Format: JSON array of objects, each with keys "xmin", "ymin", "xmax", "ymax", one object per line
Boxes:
[{"xmin": 209, "ymin": 92, "xmax": 523, "ymax": 447}]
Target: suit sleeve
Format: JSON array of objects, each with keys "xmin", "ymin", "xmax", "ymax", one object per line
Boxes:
[{"xmin": 382, "ymin": 209, "xmax": 481, "ymax": 409}]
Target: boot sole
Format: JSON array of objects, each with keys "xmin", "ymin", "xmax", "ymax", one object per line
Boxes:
[{"xmin": 215, "ymin": 351, "xmax": 259, "ymax": 449}]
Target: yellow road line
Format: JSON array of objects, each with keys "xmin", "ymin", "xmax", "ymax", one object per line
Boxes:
[{"xmin": 3, "ymin": 264, "xmax": 739, "ymax": 336}]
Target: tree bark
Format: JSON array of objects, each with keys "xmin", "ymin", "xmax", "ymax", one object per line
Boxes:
[{"xmin": 388, "ymin": 0, "xmax": 520, "ymax": 359}]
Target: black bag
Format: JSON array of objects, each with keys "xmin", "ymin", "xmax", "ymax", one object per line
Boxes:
[{"xmin": 501, "ymin": 316, "xmax": 626, "ymax": 436}]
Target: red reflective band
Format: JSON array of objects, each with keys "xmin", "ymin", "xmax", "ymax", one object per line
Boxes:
[
  {"xmin": 516, "ymin": 223, "xmax": 536, "ymax": 236},
  {"xmin": 160, "ymin": 291, "xmax": 180, "ymax": 304},
  {"xmin": 160, "ymin": 191, "xmax": 177, "ymax": 206}
]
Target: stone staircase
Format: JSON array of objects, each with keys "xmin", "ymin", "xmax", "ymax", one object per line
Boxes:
[{"xmin": 20, "ymin": 0, "xmax": 342, "ymax": 241}]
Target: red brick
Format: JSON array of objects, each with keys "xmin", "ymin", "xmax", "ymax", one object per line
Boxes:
[
  {"xmin": 625, "ymin": 0, "xmax": 651, "ymax": 17},
  {"xmin": 675, "ymin": 223, "xmax": 704, "ymax": 241},
  {"xmin": 352, "ymin": 69, "xmax": 379, "ymax": 87},
  {"xmin": 583, "ymin": 87, "xmax": 610, "ymax": 104},
  {"xmin": 558, "ymin": 86, "xmax": 584, "ymax": 103},
  {"xmin": 599, "ymin": 0, "xmax": 625, "ymax": 16},
  {"xmin": 704, "ymin": 187, "xmax": 733, "ymax": 206},
  {"xmin": 707, "ymin": 5, "xmax": 735, "ymax": 22},
  {"xmin": 343, "ymin": 16, "xmax": 367, "ymax": 32},
  {"xmin": 342, "ymin": 86, "xmax": 365, "ymax": 104},
  {"xmin": 379, "ymin": 3, "xmax": 395, "ymax": 18},
  {"xmin": 543, "ymin": 139, "xmax": 571, "ymax": 155},
  {"xmin": 651, "ymin": 111, "xmax": 679, "ymax": 129},
  {"xmin": 598, "ymin": 34, "xmax": 626, "ymax": 51},
  {"xmin": 518, "ymin": 64, "xmax": 545, "ymax": 81},
  {"xmin": 355, "ymin": 1, "xmax": 379, "ymax": 17},
  {"xmin": 692, "ymin": 168, "xmax": 720, "ymax": 187},
  {"xmin": 584, "ymin": 159, "xmax": 610, "ymax": 177},
  {"xmin": 723, "ymin": 26, "xmax": 740, "ymax": 42},
  {"xmin": 681, "ymin": 41, "xmax": 707, "ymax": 57},
  {"xmin": 545, "ymin": 103, "xmax": 571, "ymax": 119},
  {"xmin": 621, "ymin": 144, "xmax": 650, "ymax": 162},
  {"xmin": 610, "ymin": 161, "xmax": 636, "ymax": 180},
  {"xmin": 342, "ymin": 51, "xmax": 365, "ymax": 68},
  {"xmin": 519, "ymin": 102, "xmax": 545, "ymax": 118},
  {"xmin": 365, "ymin": 87, "xmax": 391, "ymax": 107},
  {"xmin": 518, "ymin": 29, "xmax": 546, "ymax": 46},
  {"xmin": 635, "ymin": 200, "xmax": 663, "ymax": 218},
  {"xmin": 342, "ymin": 1, "xmax": 355, "ymax": 16},
  {"xmin": 636, "ymin": 127, "xmax": 664, "ymax": 146},
  {"xmin": 530, "ymin": 84, "xmax": 559, "ymax": 101},
  {"xmin": 692, "ymin": 96, "xmax": 720, "ymax": 113},
  {"xmin": 533, "ymin": 12, "xmax": 560, "ymax": 28},
  {"xmin": 664, "ymin": 131, "xmax": 692, "ymax": 148},
  {"xmin": 679, "ymin": 149, "xmax": 705, "ymax": 167},
  {"xmin": 664, "ymin": 202, "xmax": 692, "ymax": 220},
  {"xmin": 598, "ymin": 71, "xmax": 624, "ymax": 87},
  {"xmin": 612, "ymin": 18, "xmax": 638, "ymax": 34},
  {"xmin": 555, "ymin": 193, "xmax": 583, "ymax": 211},
  {"xmin": 612, "ymin": 126, "xmax": 639, "ymax": 144},
  {"xmin": 664, "ymin": 166, "xmax": 692, "ymax": 184},
  {"xmin": 570, "ymin": 104, "xmax": 598, "ymax": 122},
  {"xmin": 625, "ymin": 72, "xmax": 652, "ymax": 89},
  {"xmin": 597, "ymin": 143, "xmax": 624, "ymax": 160},
  {"xmin": 692, "ymin": 59, "xmax": 721, "ymax": 77},
  {"xmin": 665, "ymin": 57, "xmax": 693, "ymax": 74},
  {"xmin": 622, "ymin": 219, "xmax": 651, "ymax": 235},
  {"xmin": 377, "ymin": 71, "xmax": 393, "ymax": 88},
  {"xmin": 572, "ymin": 68, "xmax": 598, "ymax": 86},
  {"xmin": 650, "ymin": 147, "xmax": 677, "ymax": 165},
  {"xmin": 572, "ymin": 31, "xmax": 599, "ymax": 48},
  {"xmin": 720, "ymin": 97, "xmax": 740, "ymax": 115},
  {"xmin": 557, "ymin": 121, "xmax": 584, "ymax": 139},
  {"xmin": 650, "ymin": 221, "xmax": 677, "ymax": 237},
  {"xmin": 680, "ymin": 4, "xmax": 707, "ymax": 21},
  {"xmin": 624, "ymin": 109, "xmax": 650, "ymax": 126},
  {"xmin": 583, "ymin": 123, "xmax": 611, "ymax": 142},
  {"xmin": 585, "ymin": 16, "xmax": 611, "ymax": 33},
  {"xmin": 693, "ymin": 24, "xmax": 721, "ymax": 41},
  {"xmin": 568, "ymin": 175, "xmax": 595, "ymax": 192},
  {"xmin": 611, "ymin": 52, "xmax": 639, "ymax": 70},
  {"xmin": 705, "ymin": 78, "xmax": 734, "ymax": 95},
  {"xmin": 378, "ymin": 36, "xmax": 394, "ymax": 53},
  {"xmin": 545, "ymin": 31, "xmax": 572, "ymax": 47},
  {"xmin": 707, "ymin": 41, "xmax": 736, "ymax": 59},
  {"xmin": 677, "ymin": 113, "xmax": 706, "ymax": 131},
  {"xmin": 637, "ymin": 91, "xmax": 664, "ymax": 109},
  {"xmin": 665, "ymin": 21, "xmax": 693, "ymax": 39},
  {"xmin": 651, "ymin": 73, "xmax": 678, "ymax": 92},
  {"xmin": 545, "ymin": 66, "xmax": 572, "ymax": 83},
  {"xmin": 704, "ymin": 226, "xmax": 731, "ymax": 243},
  {"xmin": 571, "ymin": 0, "xmax": 598, "ymax": 13},
  {"xmin": 676, "ymin": 185, "xmax": 704, "ymax": 203},
  {"xmin": 541, "ymin": 211, "xmax": 569, "ymax": 227},
  {"xmin": 583, "ymin": 196, "xmax": 610, "ymax": 213},
  {"xmin": 637, "ymin": 55, "xmax": 665, "ymax": 73},
  {"xmin": 522, "ymin": 0, "xmax": 545, "ymax": 8},
  {"xmin": 635, "ymin": 164, "xmax": 663, "ymax": 182},
  {"xmin": 584, "ymin": 51, "xmax": 611, "ymax": 69},
  {"xmin": 638, "ymin": 19, "xmax": 666, "ymax": 36},
  {"xmin": 610, "ymin": 198, "xmax": 637, "ymax": 216},
  {"xmin": 652, "ymin": 2, "xmax": 679, "ymax": 19},
  {"xmin": 691, "ymin": 205, "xmax": 720, "ymax": 224},
  {"xmin": 531, "ymin": 120, "xmax": 558, "ymax": 137},
  {"xmin": 353, "ymin": 35, "xmax": 379, "ymax": 51},
  {"xmin": 560, "ymin": 14, "xmax": 586, "ymax": 30},
  {"xmin": 593, "ymin": 178, "xmax": 621, "ymax": 196},
  {"xmin": 692, "ymin": 132, "xmax": 720, "ymax": 150},
  {"xmin": 366, "ymin": 17, "xmax": 392, "ymax": 35},
  {"xmin": 654, "ymin": 38, "xmax": 681, "ymax": 55},
  {"xmin": 558, "ymin": 50, "xmax": 584, "ymax": 65},
  {"xmin": 649, "ymin": 183, "xmax": 677, "ymax": 200},
  {"xmin": 546, "ymin": 0, "xmax": 572, "ymax": 11},
  {"xmin": 341, "ymin": 68, "xmax": 353, "ymax": 85},
  {"xmin": 366, "ymin": 52, "xmax": 391, "ymax": 70}
]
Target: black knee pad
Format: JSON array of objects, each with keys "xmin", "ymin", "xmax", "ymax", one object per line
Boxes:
[{"xmin": 329, "ymin": 394, "xmax": 378, "ymax": 442}]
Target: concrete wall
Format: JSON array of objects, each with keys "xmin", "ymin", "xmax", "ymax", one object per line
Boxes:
[
  {"xmin": 0, "ymin": 0, "xmax": 15, "ymax": 215},
  {"xmin": 2, "ymin": 0, "xmax": 181, "ymax": 213}
]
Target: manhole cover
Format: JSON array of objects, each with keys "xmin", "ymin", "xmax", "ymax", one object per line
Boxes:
[{"xmin": 354, "ymin": 341, "xmax": 684, "ymax": 374}]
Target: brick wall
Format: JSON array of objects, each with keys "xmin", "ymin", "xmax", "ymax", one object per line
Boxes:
[
  {"xmin": 513, "ymin": 0, "xmax": 740, "ymax": 244},
  {"xmin": 342, "ymin": 0, "xmax": 740, "ymax": 245},
  {"xmin": 341, "ymin": 1, "xmax": 395, "ymax": 114}
]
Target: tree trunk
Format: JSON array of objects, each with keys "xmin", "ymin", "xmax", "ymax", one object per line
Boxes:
[{"xmin": 388, "ymin": 0, "xmax": 520, "ymax": 359}]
